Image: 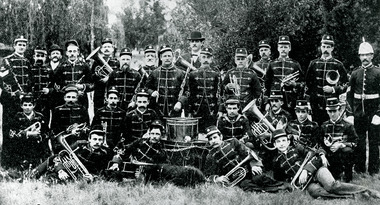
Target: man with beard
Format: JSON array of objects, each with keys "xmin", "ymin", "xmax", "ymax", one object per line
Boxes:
[
  {"xmin": 221, "ymin": 48, "xmax": 261, "ymax": 115},
  {"xmin": 145, "ymin": 45, "xmax": 187, "ymax": 118},
  {"xmin": 188, "ymin": 47, "xmax": 221, "ymax": 134},
  {"xmin": 175, "ymin": 31, "xmax": 205, "ymax": 71},
  {"xmin": 347, "ymin": 40, "xmax": 380, "ymax": 175},
  {"xmin": 91, "ymin": 87, "xmax": 126, "ymax": 149},
  {"xmin": 48, "ymin": 44, "xmax": 63, "ymax": 74},
  {"xmin": 140, "ymin": 45, "xmax": 157, "ymax": 78},
  {"xmin": 107, "ymin": 47, "xmax": 141, "ymax": 111},
  {"xmin": 123, "ymin": 89, "xmax": 158, "ymax": 144},
  {"xmin": 265, "ymin": 36, "xmax": 304, "ymax": 117},
  {"xmin": 91, "ymin": 38, "xmax": 119, "ymax": 111},
  {"xmin": 54, "ymin": 40, "xmax": 93, "ymax": 108},
  {"xmin": 252, "ymin": 40, "xmax": 272, "ymax": 111},
  {"xmin": 305, "ymin": 35, "xmax": 348, "ymax": 125},
  {"xmin": 51, "ymin": 85, "xmax": 89, "ymax": 153},
  {"xmin": 30, "ymin": 46, "xmax": 54, "ymax": 119},
  {"xmin": 2, "ymin": 36, "xmax": 32, "ymax": 93}
]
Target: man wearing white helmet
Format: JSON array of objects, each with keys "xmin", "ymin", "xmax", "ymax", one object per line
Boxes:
[{"xmin": 347, "ymin": 39, "xmax": 380, "ymax": 175}]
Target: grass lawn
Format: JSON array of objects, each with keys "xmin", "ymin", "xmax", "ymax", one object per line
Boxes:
[{"xmin": 1, "ymin": 173, "xmax": 380, "ymax": 205}]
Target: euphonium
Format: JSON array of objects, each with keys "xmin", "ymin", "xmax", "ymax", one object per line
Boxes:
[
  {"xmin": 223, "ymin": 151, "xmax": 260, "ymax": 187},
  {"xmin": 56, "ymin": 132, "xmax": 93, "ymax": 181},
  {"xmin": 326, "ymin": 70, "xmax": 340, "ymax": 85},
  {"xmin": 9, "ymin": 122, "xmax": 41, "ymax": 139},
  {"xmin": 290, "ymin": 150, "xmax": 315, "ymax": 190}
]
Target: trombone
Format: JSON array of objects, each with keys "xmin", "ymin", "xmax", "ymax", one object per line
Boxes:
[{"xmin": 281, "ymin": 71, "xmax": 299, "ymax": 87}]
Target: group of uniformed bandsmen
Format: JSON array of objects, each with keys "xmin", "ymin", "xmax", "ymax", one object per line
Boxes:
[{"xmin": 1, "ymin": 30, "xmax": 380, "ymax": 198}]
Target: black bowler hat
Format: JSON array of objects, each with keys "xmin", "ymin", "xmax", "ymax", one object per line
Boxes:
[
  {"xmin": 187, "ymin": 31, "xmax": 205, "ymax": 41},
  {"xmin": 120, "ymin": 47, "xmax": 132, "ymax": 56},
  {"xmin": 144, "ymin": 45, "xmax": 156, "ymax": 54},
  {"xmin": 258, "ymin": 40, "xmax": 271, "ymax": 49},
  {"xmin": 278, "ymin": 35, "xmax": 291, "ymax": 45},
  {"xmin": 159, "ymin": 45, "xmax": 172, "ymax": 54},
  {"xmin": 101, "ymin": 38, "xmax": 113, "ymax": 45},
  {"xmin": 65, "ymin": 39, "xmax": 79, "ymax": 48},
  {"xmin": 321, "ymin": 34, "xmax": 334, "ymax": 45},
  {"xmin": 49, "ymin": 44, "xmax": 63, "ymax": 53}
]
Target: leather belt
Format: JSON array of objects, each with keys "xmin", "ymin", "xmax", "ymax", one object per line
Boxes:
[{"xmin": 354, "ymin": 93, "xmax": 380, "ymax": 100}]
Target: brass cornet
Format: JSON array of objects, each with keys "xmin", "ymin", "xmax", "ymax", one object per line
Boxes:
[
  {"xmin": 9, "ymin": 122, "xmax": 41, "ymax": 139},
  {"xmin": 56, "ymin": 132, "xmax": 93, "ymax": 181}
]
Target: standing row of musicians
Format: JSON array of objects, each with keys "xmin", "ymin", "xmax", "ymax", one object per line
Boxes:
[{"xmin": 1, "ymin": 31, "xmax": 379, "ymax": 178}]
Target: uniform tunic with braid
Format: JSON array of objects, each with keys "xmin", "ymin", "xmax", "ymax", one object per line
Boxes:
[
  {"xmin": 124, "ymin": 108, "xmax": 158, "ymax": 144},
  {"xmin": 306, "ymin": 57, "xmax": 348, "ymax": 124},
  {"xmin": 188, "ymin": 67, "xmax": 221, "ymax": 132},
  {"xmin": 217, "ymin": 114, "xmax": 252, "ymax": 141},
  {"xmin": 30, "ymin": 64, "xmax": 55, "ymax": 115},
  {"xmin": 253, "ymin": 59, "xmax": 271, "ymax": 109},
  {"xmin": 3, "ymin": 53, "xmax": 32, "ymax": 92},
  {"xmin": 91, "ymin": 106, "xmax": 126, "ymax": 149},
  {"xmin": 145, "ymin": 65, "xmax": 187, "ymax": 117},
  {"xmin": 286, "ymin": 119, "xmax": 320, "ymax": 148},
  {"xmin": 265, "ymin": 58, "xmax": 304, "ymax": 112},
  {"xmin": 222, "ymin": 67, "xmax": 261, "ymax": 109},
  {"xmin": 107, "ymin": 67, "xmax": 141, "ymax": 111}
]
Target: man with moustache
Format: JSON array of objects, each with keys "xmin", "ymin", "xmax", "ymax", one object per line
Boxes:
[
  {"xmin": 107, "ymin": 47, "xmax": 141, "ymax": 111},
  {"xmin": 265, "ymin": 36, "xmax": 304, "ymax": 116},
  {"xmin": 188, "ymin": 47, "xmax": 221, "ymax": 133},
  {"xmin": 265, "ymin": 91, "xmax": 292, "ymax": 129},
  {"xmin": 305, "ymin": 35, "xmax": 348, "ymax": 125},
  {"xmin": 175, "ymin": 31, "xmax": 205, "ymax": 71},
  {"xmin": 51, "ymin": 85, "xmax": 89, "ymax": 153},
  {"xmin": 347, "ymin": 40, "xmax": 380, "ymax": 175},
  {"xmin": 123, "ymin": 89, "xmax": 158, "ymax": 144},
  {"xmin": 145, "ymin": 45, "xmax": 187, "ymax": 118},
  {"xmin": 91, "ymin": 87, "xmax": 126, "ymax": 149},
  {"xmin": 140, "ymin": 45, "xmax": 157, "ymax": 77},
  {"xmin": 54, "ymin": 40, "xmax": 93, "ymax": 108},
  {"xmin": 30, "ymin": 46, "xmax": 54, "ymax": 119},
  {"xmin": 48, "ymin": 44, "xmax": 63, "ymax": 73},
  {"xmin": 253, "ymin": 40, "xmax": 272, "ymax": 110},
  {"xmin": 91, "ymin": 38, "xmax": 119, "ymax": 111},
  {"xmin": 3, "ymin": 36, "xmax": 32, "ymax": 93}
]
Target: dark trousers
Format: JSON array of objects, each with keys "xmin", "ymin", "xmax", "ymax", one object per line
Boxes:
[{"xmin": 354, "ymin": 115, "xmax": 380, "ymax": 174}]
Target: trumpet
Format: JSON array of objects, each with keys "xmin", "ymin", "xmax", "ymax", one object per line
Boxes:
[
  {"xmin": 326, "ymin": 70, "xmax": 340, "ymax": 85},
  {"xmin": 281, "ymin": 71, "xmax": 299, "ymax": 86},
  {"xmin": 223, "ymin": 151, "xmax": 260, "ymax": 187},
  {"xmin": 9, "ymin": 122, "xmax": 41, "ymax": 139},
  {"xmin": 56, "ymin": 132, "xmax": 93, "ymax": 181},
  {"xmin": 229, "ymin": 74, "xmax": 240, "ymax": 97},
  {"xmin": 243, "ymin": 99, "xmax": 276, "ymax": 150},
  {"xmin": 290, "ymin": 150, "xmax": 315, "ymax": 190}
]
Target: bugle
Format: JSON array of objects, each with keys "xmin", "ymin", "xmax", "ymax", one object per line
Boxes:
[
  {"xmin": 326, "ymin": 70, "xmax": 340, "ymax": 85},
  {"xmin": 56, "ymin": 132, "xmax": 93, "ymax": 181},
  {"xmin": 9, "ymin": 122, "xmax": 41, "ymax": 139},
  {"xmin": 290, "ymin": 150, "xmax": 315, "ymax": 190},
  {"xmin": 223, "ymin": 151, "xmax": 260, "ymax": 187}
]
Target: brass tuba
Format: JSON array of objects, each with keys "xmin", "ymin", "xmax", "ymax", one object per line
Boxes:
[
  {"xmin": 326, "ymin": 70, "xmax": 340, "ymax": 85},
  {"xmin": 56, "ymin": 132, "xmax": 93, "ymax": 181},
  {"xmin": 223, "ymin": 151, "xmax": 260, "ymax": 187}
]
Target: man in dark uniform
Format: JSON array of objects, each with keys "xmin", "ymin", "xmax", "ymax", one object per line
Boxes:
[
  {"xmin": 51, "ymin": 85, "xmax": 89, "ymax": 153},
  {"xmin": 140, "ymin": 45, "xmax": 157, "ymax": 77},
  {"xmin": 320, "ymin": 98, "xmax": 357, "ymax": 182},
  {"xmin": 252, "ymin": 40, "xmax": 272, "ymax": 110},
  {"xmin": 221, "ymin": 48, "xmax": 261, "ymax": 115},
  {"xmin": 91, "ymin": 87, "xmax": 126, "ymax": 149},
  {"xmin": 347, "ymin": 40, "xmax": 380, "ymax": 175},
  {"xmin": 107, "ymin": 47, "xmax": 141, "ymax": 111},
  {"xmin": 54, "ymin": 40, "xmax": 93, "ymax": 108},
  {"xmin": 265, "ymin": 35, "xmax": 304, "ymax": 116},
  {"xmin": 175, "ymin": 31, "xmax": 205, "ymax": 71},
  {"xmin": 145, "ymin": 45, "xmax": 188, "ymax": 118},
  {"xmin": 30, "ymin": 46, "xmax": 55, "ymax": 119},
  {"xmin": 265, "ymin": 91, "xmax": 292, "ymax": 129},
  {"xmin": 305, "ymin": 35, "xmax": 348, "ymax": 125},
  {"xmin": 188, "ymin": 47, "xmax": 221, "ymax": 133},
  {"xmin": 91, "ymin": 38, "xmax": 119, "ymax": 111},
  {"xmin": 123, "ymin": 89, "xmax": 158, "ymax": 144},
  {"xmin": 2, "ymin": 35, "xmax": 32, "ymax": 93}
]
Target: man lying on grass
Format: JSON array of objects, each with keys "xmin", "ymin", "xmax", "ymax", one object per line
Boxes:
[
  {"xmin": 272, "ymin": 128, "xmax": 380, "ymax": 199},
  {"xmin": 203, "ymin": 125, "xmax": 290, "ymax": 192}
]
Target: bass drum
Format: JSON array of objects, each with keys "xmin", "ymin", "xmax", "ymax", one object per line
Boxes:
[{"xmin": 165, "ymin": 117, "xmax": 199, "ymax": 141}]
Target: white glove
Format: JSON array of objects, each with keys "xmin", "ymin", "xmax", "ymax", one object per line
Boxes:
[
  {"xmin": 109, "ymin": 163, "xmax": 119, "ymax": 171},
  {"xmin": 174, "ymin": 102, "xmax": 182, "ymax": 111},
  {"xmin": 58, "ymin": 170, "xmax": 69, "ymax": 180},
  {"xmin": 371, "ymin": 115, "xmax": 380, "ymax": 125}
]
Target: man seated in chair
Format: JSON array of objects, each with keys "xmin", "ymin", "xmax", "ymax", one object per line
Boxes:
[{"xmin": 32, "ymin": 126, "xmax": 112, "ymax": 182}]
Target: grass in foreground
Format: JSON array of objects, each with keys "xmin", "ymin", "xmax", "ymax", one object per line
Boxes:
[{"xmin": 1, "ymin": 173, "xmax": 380, "ymax": 205}]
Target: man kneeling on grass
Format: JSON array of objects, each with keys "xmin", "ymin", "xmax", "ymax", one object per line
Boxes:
[
  {"xmin": 272, "ymin": 128, "xmax": 380, "ymax": 199},
  {"xmin": 203, "ymin": 125, "xmax": 289, "ymax": 192},
  {"xmin": 32, "ymin": 126, "xmax": 112, "ymax": 182}
]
